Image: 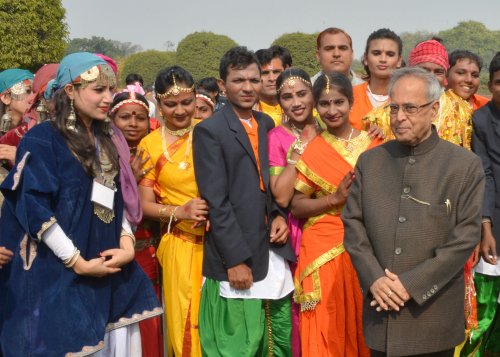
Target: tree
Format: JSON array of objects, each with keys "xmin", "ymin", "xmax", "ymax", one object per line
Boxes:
[
  {"xmin": 438, "ymin": 21, "xmax": 500, "ymax": 69},
  {"xmin": 66, "ymin": 36, "xmax": 142, "ymax": 59},
  {"xmin": 0, "ymin": 0, "xmax": 68, "ymax": 71},
  {"xmin": 176, "ymin": 32, "xmax": 237, "ymax": 80},
  {"xmin": 272, "ymin": 32, "xmax": 320, "ymax": 77},
  {"xmin": 120, "ymin": 50, "xmax": 177, "ymax": 86}
]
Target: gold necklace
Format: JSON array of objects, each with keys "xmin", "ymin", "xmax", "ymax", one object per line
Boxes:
[
  {"xmin": 164, "ymin": 125, "xmax": 193, "ymax": 137},
  {"xmin": 331, "ymin": 127, "xmax": 355, "ymax": 153},
  {"xmin": 289, "ymin": 120, "xmax": 321, "ymax": 139},
  {"xmin": 161, "ymin": 125, "xmax": 193, "ymax": 170}
]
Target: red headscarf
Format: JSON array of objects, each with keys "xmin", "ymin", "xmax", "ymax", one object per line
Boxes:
[
  {"xmin": 22, "ymin": 64, "xmax": 58, "ymax": 129},
  {"xmin": 408, "ymin": 40, "xmax": 449, "ymax": 70}
]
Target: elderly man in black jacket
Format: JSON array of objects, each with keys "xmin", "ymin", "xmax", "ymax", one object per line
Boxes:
[{"xmin": 342, "ymin": 67, "xmax": 485, "ymax": 356}]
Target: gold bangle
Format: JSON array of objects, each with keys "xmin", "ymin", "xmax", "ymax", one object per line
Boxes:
[
  {"xmin": 64, "ymin": 248, "xmax": 80, "ymax": 268},
  {"xmin": 287, "ymin": 158, "xmax": 297, "ymax": 165},
  {"xmin": 159, "ymin": 206, "xmax": 169, "ymax": 223},
  {"xmin": 121, "ymin": 231, "xmax": 136, "ymax": 247}
]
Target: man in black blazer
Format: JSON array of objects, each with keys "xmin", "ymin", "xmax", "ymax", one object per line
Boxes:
[{"xmin": 193, "ymin": 47, "xmax": 295, "ymax": 356}]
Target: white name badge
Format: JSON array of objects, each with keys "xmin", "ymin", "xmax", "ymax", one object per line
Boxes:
[{"xmin": 91, "ymin": 179, "xmax": 115, "ymax": 210}]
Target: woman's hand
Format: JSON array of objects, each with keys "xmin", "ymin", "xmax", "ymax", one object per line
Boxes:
[
  {"xmin": 131, "ymin": 148, "xmax": 152, "ymax": 183},
  {"xmin": 178, "ymin": 198, "xmax": 209, "ymax": 222},
  {"xmin": 329, "ymin": 170, "xmax": 354, "ymax": 206},
  {"xmin": 101, "ymin": 234, "xmax": 135, "ymax": 269},
  {"xmin": 367, "ymin": 124, "xmax": 385, "ymax": 140},
  {"xmin": 72, "ymin": 256, "xmax": 121, "ymax": 277},
  {"xmin": 270, "ymin": 215, "xmax": 289, "ymax": 244},
  {"xmin": 0, "ymin": 246, "xmax": 13, "ymax": 268}
]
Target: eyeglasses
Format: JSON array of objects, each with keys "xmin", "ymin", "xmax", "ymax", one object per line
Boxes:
[{"xmin": 386, "ymin": 101, "xmax": 435, "ymax": 116}]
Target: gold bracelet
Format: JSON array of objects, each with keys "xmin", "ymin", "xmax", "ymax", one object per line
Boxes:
[
  {"xmin": 64, "ymin": 248, "xmax": 80, "ymax": 268},
  {"xmin": 121, "ymin": 231, "xmax": 136, "ymax": 247},
  {"xmin": 287, "ymin": 158, "xmax": 297, "ymax": 165},
  {"xmin": 482, "ymin": 217, "xmax": 492, "ymax": 224},
  {"xmin": 159, "ymin": 206, "xmax": 169, "ymax": 223}
]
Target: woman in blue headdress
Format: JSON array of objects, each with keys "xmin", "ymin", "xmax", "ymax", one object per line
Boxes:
[
  {"xmin": 0, "ymin": 52, "xmax": 162, "ymax": 356},
  {"xmin": 0, "ymin": 68, "xmax": 34, "ymax": 136}
]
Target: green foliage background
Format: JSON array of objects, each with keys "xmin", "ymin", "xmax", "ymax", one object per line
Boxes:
[
  {"xmin": 176, "ymin": 32, "xmax": 237, "ymax": 81},
  {"xmin": 119, "ymin": 50, "xmax": 177, "ymax": 86},
  {"xmin": 0, "ymin": 0, "xmax": 68, "ymax": 71},
  {"xmin": 272, "ymin": 32, "xmax": 320, "ymax": 76}
]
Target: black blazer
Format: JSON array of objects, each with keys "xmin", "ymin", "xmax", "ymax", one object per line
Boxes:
[
  {"xmin": 472, "ymin": 100, "xmax": 500, "ymax": 255},
  {"xmin": 193, "ymin": 104, "xmax": 295, "ymax": 282}
]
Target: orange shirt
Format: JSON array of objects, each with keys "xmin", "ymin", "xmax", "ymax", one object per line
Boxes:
[
  {"xmin": 350, "ymin": 82, "xmax": 372, "ymax": 130},
  {"xmin": 470, "ymin": 94, "xmax": 490, "ymax": 110},
  {"xmin": 241, "ymin": 117, "xmax": 265, "ymax": 191}
]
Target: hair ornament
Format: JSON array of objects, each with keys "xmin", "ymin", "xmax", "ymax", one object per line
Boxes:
[
  {"xmin": 156, "ymin": 74, "xmax": 194, "ymax": 98},
  {"xmin": 325, "ymin": 74, "xmax": 331, "ymax": 94},
  {"xmin": 277, "ymin": 76, "xmax": 311, "ymax": 93},
  {"xmin": 9, "ymin": 79, "xmax": 32, "ymax": 100},
  {"xmin": 196, "ymin": 93, "xmax": 215, "ymax": 110},
  {"xmin": 77, "ymin": 65, "xmax": 116, "ymax": 89}
]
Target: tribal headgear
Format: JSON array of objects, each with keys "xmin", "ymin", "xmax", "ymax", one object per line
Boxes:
[
  {"xmin": 408, "ymin": 40, "xmax": 449, "ymax": 71},
  {"xmin": 277, "ymin": 74, "xmax": 312, "ymax": 93},
  {"xmin": 110, "ymin": 88, "xmax": 150, "ymax": 115},
  {"xmin": 46, "ymin": 52, "xmax": 117, "ymax": 98},
  {"xmin": 0, "ymin": 69, "xmax": 34, "ymax": 100},
  {"xmin": 156, "ymin": 74, "xmax": 194, "ymax": 98},
  {"xmin": 196, "ymin": 93, "xmax": 215, "ymax": 111}
]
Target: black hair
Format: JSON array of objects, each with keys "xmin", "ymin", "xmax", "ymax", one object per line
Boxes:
[
  {"xmin": 154, "ymin": 66, "xmax": 195, "ymax": 98},
  {"xmin": 256, "ymin": 46, "xmax": 293, "ymax": 68},
  {"xmin": 219, "ymin": 46, "xmax": 260, "ymax": 82},
  {"xmin": 197, "ymin": 77, "xmax": 219, "ymax": 93},
  {"xmin": 51, "ymin": 88, "xmax": 119, "ymax": 176},
  {"xmin": 313, "ymin": 72, "xmax": 353, "ymax": 105},
  {"xmin": 489, "ymin": 52, "xmax": 500, "ymax": 81},
  {"xmin": 110, "ymin": 91, "xmax": 149, "ymax": 116},
  {"xmin": 363, "ymin": 28, "xmax": 402, "ymax": 79},
  {"xmin": 448, "ymin": 50, "xmax": 483, "ymax": 71},
  {"xmin": 125, "ymin": 73, "xmax": 144, "ymax": 86},
  {"xmin": 275, "ymin": 67, "xmax": 311, "ymax": 103}
]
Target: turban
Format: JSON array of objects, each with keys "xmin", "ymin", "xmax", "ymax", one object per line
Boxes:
[{"xmin": 408, "ymin": 40, "xmax": 449, "ymax": 70}]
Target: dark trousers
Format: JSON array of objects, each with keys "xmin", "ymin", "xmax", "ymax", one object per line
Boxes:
[{"xmin": 371, "ymin": 348, "xmax": 454, "ymax": 357}]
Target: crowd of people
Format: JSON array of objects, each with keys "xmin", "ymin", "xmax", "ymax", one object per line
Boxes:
[{"xmin": 0, "ymin": 26, "xmax": 498, "ymax": 357}]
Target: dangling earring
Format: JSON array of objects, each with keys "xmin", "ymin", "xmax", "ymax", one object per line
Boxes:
[
  {"xmin": 66, "ymin": 99, "xmax": 77, "ymax": 133},
  {"xmin": 104, "ymin": 116, "xmax": 113, "ymax": 136},
  {"xmin": 36, "ymin": 101, "xmax": 47, "ymax": 123},
  {"xmin": 0, "ymin": 110, "xmax": 12, "ymax": 134}
]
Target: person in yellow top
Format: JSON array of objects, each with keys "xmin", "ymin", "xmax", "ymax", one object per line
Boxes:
[
  {"xmin": 138, "ymin": 66, "xmax": 208, "ymax": 357},
  {"xmin": 363, "ymin": 39, "xmax": 473, "ymax": 149},
  {"xmin": 254, "ymin": 46, "xmax": 292, "ymax": 126}
]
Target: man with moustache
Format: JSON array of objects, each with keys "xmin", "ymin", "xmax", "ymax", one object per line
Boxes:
[
  {"xmin": 311, "ymin": 27, "xmax": 364, "ymax": 85},
  {"xmin": 193, "ymin": 46, "xmax": 296, "ymax": 356},
  {"xmin": 342, "ymin": 67, "xmax": 484, "ymax": 356},
  {"xmin": 255, "ymin": 46, "xmax": 292, "ymax": 126}
]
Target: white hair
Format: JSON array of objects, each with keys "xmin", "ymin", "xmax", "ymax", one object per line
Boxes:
[{"xmin": 389, "ymin": 67, "xmax": 442, "ymax": 102}]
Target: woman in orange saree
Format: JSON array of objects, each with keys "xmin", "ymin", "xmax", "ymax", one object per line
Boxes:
[{"xmin": 291, "ymin": 72, "xmax": 381, "ymax": 356}]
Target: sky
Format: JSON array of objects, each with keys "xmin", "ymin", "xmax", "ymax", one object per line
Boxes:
[{"xmin": 62, "ymin": 0, "xmax": 500, "ymax": 59}]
